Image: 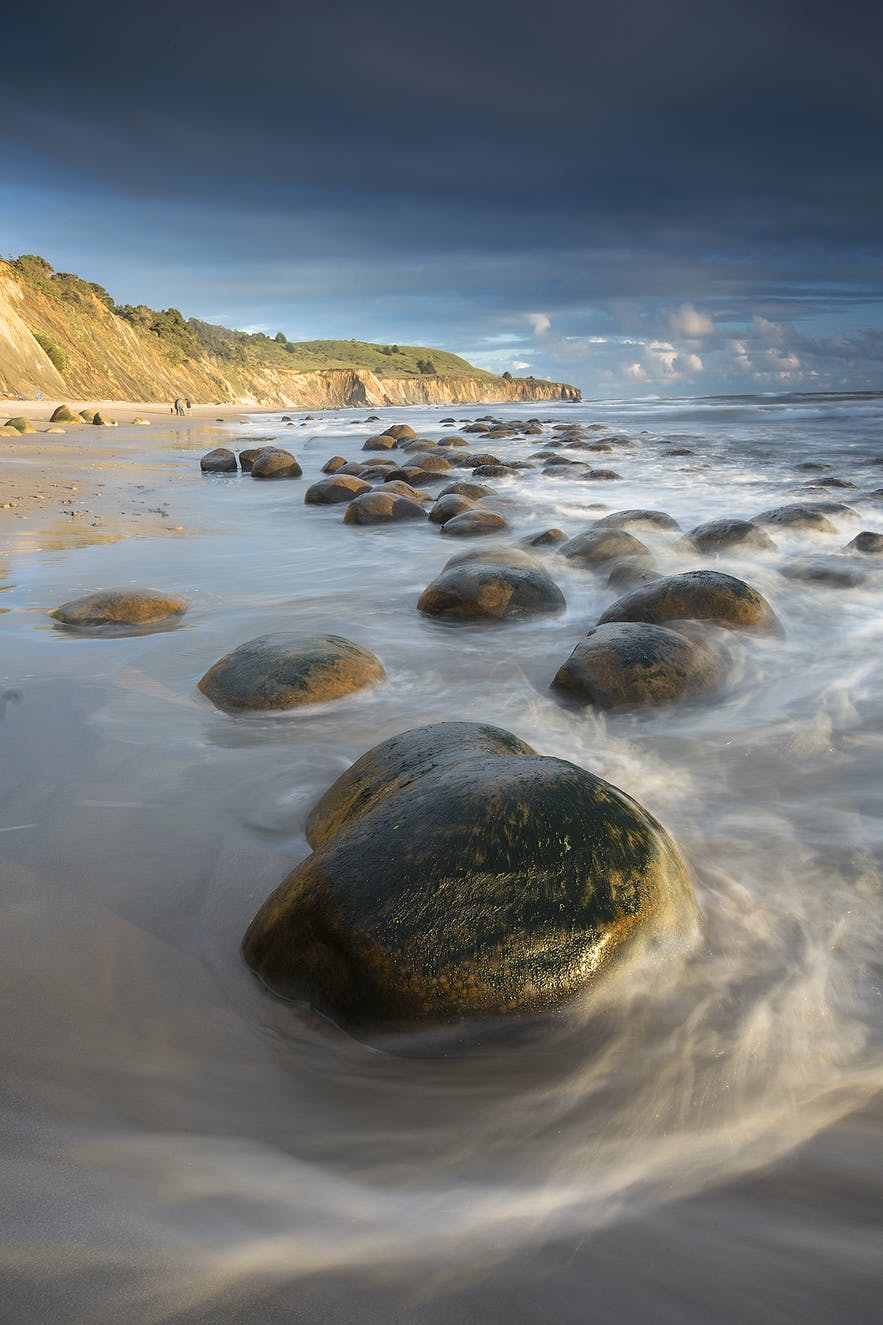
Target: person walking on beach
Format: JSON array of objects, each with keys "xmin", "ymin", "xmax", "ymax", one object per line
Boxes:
[
  {"xmin": 173, "ymin": 397, "xmax": 185, "ymax": 416},
  {"xmin": 185, "ymin": 397, "xmax": 191, "ymax": 414}
]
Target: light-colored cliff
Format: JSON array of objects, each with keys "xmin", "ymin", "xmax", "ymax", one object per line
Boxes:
[{"xmin": 0, "ymin": 258, "xmax": 580, "ymax": 407}]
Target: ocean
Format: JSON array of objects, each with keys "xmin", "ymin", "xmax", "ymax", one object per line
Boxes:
[{"xmin": 1, "ymin": 391, "xmax": 881, "ymax": 1323}]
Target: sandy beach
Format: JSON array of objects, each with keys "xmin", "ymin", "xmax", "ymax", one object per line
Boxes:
[{"xmin": 0, "ymin": 399, "xmax": 304, "ymax": 548}]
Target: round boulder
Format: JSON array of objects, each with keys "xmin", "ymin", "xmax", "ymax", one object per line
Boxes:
[
  {"xmin": 306, "ymin": 721, "xmax": 534, "ymax": 848},
  {"xmin": 5, "ymin": 417, "xmax": 35, "ymax": 434},
  {"xmin": 51, "ymin": 588, "xmax": 187, "ymax": 632},
  {"xmin": 251, "ymin": 448, "xmax": 302, "ymax": 479},
  {"xmin": 684, "ymin": 519, "xmax": 776, "ymax": 554},
  {"xmin": 599, "ymin": 570, "xmax": 780, "ymax": 634},
  {"xmin": 242, "ymin": 731, "xmax": 700, "ymax": 1022},
  {"xmin": 418, "ymin": 560, "xmax": 565, "ymax": 621},
  {"xmin": 522, "ymin": 528, "xmax": 568, "ymax": 548},
  {"xmin": 754, "ymin": 504, "xmax": 837, "ymax": 533},
  {"xmin": 200, "ymin": 447, "xmax": 238, "ymax": 473},
  {"xmin": 49, "ymin": 405, "xmax": 79, "ymax": 423},
  {"xmin": 844, "ymin": 531, "xmax": 883, "ymax": 555},
  {"xmin": 779, "ymin": 560, "xmax": 866, "ymax": 588},
  {"xmin": 440, "ymin": 509, "xmax": 509, "ymax": 537},
  {"xmin": 363, "ymin": 434, "xmax": 398, "ymax": 451},
  {"xmin": 593, "ymin": 510, "xmax": 680, "ymax": 532},
  {"xmin": 438, "ymin": 481, "xmax": 495, "ymax": 500},
  {"xmin": 552, "ymin": 622, "xmax": 725, "ymax": 710},
  {"xmin": 305, "ymin": 475, "xmax": 372, "ymax": 504},
  {"xmin": 560, "ymin": 528, "xmax": 652, "ymax": 568},
  {"xmin": 343, "ymin": 492, "xmax": 427, "ymax": 524},
  {"xmin": 429, "ymin": 493, "xmax": 476, "ymax": 524},
  {"xmin": 321, "ymin": 455, "xmax": 348, "ymax": 474},
  {"xmin": 382, "ymin": 423, "xmax": 416, "ymax": 442},
  {"xmin": 198, "ymin": 633, "xmax": 384, "ymax": 711}
]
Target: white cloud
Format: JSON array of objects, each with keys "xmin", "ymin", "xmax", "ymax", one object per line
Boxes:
[
  {"xmin": 527, "ymin": 312, "xmax": 551, "ymax": 336},
  {"xmin": 668, "ymin": 303, "xmax": 715, "ymax": 339},
  {"xmin": 511, "ymin": 359, "xmax": 531, "ymax": 370}
]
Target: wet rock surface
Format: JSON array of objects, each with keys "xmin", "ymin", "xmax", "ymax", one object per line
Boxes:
[
  {"xmin": 418, "ymin": 559, "xmax": 565, "ymax": 620},
  {"xmin": 243, "ymin": 723, "xmax": 699, "ymax": 1022},
  {"xmin": 552, "ymin": 622, "xmax": 725, "ymax": 710},
  {"xmin": 599, "ymin": 570, "xmax": 781, "ymax": 634},
  {"xmin": 51, "ymin": 588, "xmax": 187, "ymax": 633},
  {"xmin": 198, "ymin": 633, "xmax": 385, "ymax": 711}
]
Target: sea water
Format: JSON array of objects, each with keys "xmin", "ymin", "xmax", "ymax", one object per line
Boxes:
[{"xmin": 1, "ymin": 393, "xmax": 881, "ymax": 1323}]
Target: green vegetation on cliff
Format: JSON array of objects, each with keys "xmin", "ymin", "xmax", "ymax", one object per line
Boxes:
[{"xmin": 0, "ymin": 254, "xmax": 580, "ymax": 406}]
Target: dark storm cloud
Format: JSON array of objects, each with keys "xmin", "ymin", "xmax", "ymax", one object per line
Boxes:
[{"xmin": 3, "ymin": 0, "xmax": 883, "ymax": 392}]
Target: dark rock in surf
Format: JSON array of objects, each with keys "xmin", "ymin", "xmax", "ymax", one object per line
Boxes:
[
  {"xmin": 198, "ymin": 633, "xmax": 384, "ymax": 711},
  {"xmin": 844, "ymin": 531, "xmax": 883, "ymax": 555},
  {"xmin": 439, "ymin": 509, "xmax": 509, "ymax": 537},
  {"xmin": 305, "ymin": 475, "xmax": 372, "ymax": 504},
  {"xmin": 551, "ymin": 622, "xmax": 725, "ymax": 710},
  {"xmin": 593, "ymin": 509, "xmax": 681, "ymax": 532},
  {"xmin": 241, "ymin": 722, "xmax": 700, "ymax": 1022},
  {"xmin": 51, "ymin": 588, "xmax": 187, "ymax": 633},
  {"xmin": 683, "ymin": 519, "xmax": 776, "ymax": 554},
  {"xmin": 343, "ymin": 491, "xmax": 427, "ymax": 524},
  {"xmin": 200, "ymin": 447, "xmax": 238, "ymax": 473},
  {"xmin": 251, "ymin": 448, "xmax": 302, "ymax": 479},
  {"xmin": 559, "ymin": 528, "xmax": 652, "ymax": 568},
  {"xmin": 418, "ymin": 560, "xmax": 564, "ymax": 621},
  {"xmin": 598, "ymin": 570, "xmax": 781, "ymax": 634}
]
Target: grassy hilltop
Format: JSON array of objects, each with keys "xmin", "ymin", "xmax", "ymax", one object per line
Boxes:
[{"xmin": 0, "ymin": 255, "xmax": 579, "ymax": 406}]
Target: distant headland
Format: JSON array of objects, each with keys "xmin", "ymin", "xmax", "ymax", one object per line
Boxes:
[{"xmin": 0, "ymin": 255, "xmax": 581, "ymax": 408}]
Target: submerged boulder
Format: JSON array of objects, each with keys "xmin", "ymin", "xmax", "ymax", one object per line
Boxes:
[
  {"xmin": 242, "ymin": 722, "xmax": 700, "ymax": 1022},
  {"xmin": 418, "ymin": 560, "xmax": 565, "ymax": 620},
  {"xmin": 778, "ymin": 560, "xmax": 866, "ymax": 588},
  {"xmin": 844, "ymin": 531, "xmax": 883, "ymax": 555},
  {"xmin": 305, "ymin": 475, "xmax": 372, "ymax": 504},
  {"xmin": 198, "ymin": 633, "xmax": 384, "ymax": 711},
  {"xmin": 593, "ymin": 509, "xmax": 681, "ymax": 532},
  {"xmin": 599, "ymin": 570, "xmax": 780, "ymax": 634},
  {"xmin": 51, "ymin": 588, "xmax": 187, "ymax": 632},
  {"xmin": 754, "ymin": 504, "xmax": 837, "ymax": 533},
  {"xmin": 200, "ymin": 447, "xmax": 238, "ymax": 473},
  {"xmin": 251, "ymin": 448, "xmax": 302, "ymax": 479},
  {"xmin": 552, "ymin": 622, "xmax": 725, "ymax": 710}
]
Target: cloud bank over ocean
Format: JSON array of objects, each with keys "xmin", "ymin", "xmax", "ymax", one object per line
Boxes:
[{"xmin": 3, "ymin": 0, "xmax": 882, "ymax": 394}]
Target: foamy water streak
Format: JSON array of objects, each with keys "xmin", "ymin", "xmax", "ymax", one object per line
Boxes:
[{"xmin": 1, "ymin": 393, "xmax": 881, "ymax": 1322}]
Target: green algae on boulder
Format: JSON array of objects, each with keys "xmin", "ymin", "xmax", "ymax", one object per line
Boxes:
[
  {"xmin": 51, "ymin": 588, "xmax": 187, "ymax": 632},
  {"xmin": 598, "ymin": 570, "xmax": 781, "ymax": 634},
  {"xmin": 4, "ymin": 417, "xmax": 35, "ymax": 434},
  {"xmin": 243, "ymin": 723, "xmax": 700, "ymax": 1023},
  {"xmin": 418, "ymin": 559, "xmax": 565, "ymax": 621},
  {"xmin": 552, "ymin": 622, "xmax": 725, "ymax": 710},
  {"xmin": 49, "ymin": 405, "xmax": 79, "ymax": 423},
  {"xmin": 198, "ymin": 632, "xmax": 384, "ymax": 711}
]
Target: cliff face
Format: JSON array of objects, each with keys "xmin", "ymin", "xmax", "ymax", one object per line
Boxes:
[{"xmin": 0, "ymin": 260, "xmax": 581, "ymax": 407}]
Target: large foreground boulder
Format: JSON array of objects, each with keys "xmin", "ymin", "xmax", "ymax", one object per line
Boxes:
[
  {"xmin": 198, "ymin": 633, "xmax": 384, "ymax": 711},
  {"xmin": 51, "ymin": 588, "xmax": 187, "ymax": 632},
  {"xmin": 4, "ymin": 417, "xmax": 35, "ymax": 434},
  {"xmin": 598, "ymin": 570, "xmax": 780, "ymax": 634},
  {"xmin": 242, "ymin": 723, "xmax": 700, "ymax": 1022},
  {"xmin": 418, "ymin": 560, "xmax": 565, "ymax": 620},
  {"xmin": 552, "ymin": 622, "xmax": 725, "ymax": 710}
]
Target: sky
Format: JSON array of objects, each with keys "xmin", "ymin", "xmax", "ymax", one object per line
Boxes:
[{"xmin": 3, "ymin": 0, "xmax": 883, "ymax": 397}]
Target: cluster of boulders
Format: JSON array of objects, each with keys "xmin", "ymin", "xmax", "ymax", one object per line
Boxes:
[{"xmin": 47, "ymin": 411, "xmax": 882, "ymax": 1031}]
